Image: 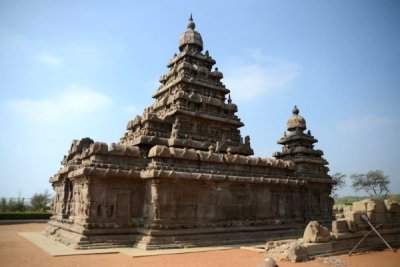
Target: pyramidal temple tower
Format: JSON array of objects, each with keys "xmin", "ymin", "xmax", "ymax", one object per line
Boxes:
[
  {"xmin": 120, "ymin": 14, "xmax": 253, "ymax": 156},
  {"xmin": 44, "ymin": 16, "xmax": 334, "ymax": 249}
]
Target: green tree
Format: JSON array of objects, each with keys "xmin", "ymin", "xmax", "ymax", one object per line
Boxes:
[
  {"xmin": 331, "ymin": 172, "xmax": 346, "ymax": 196},
  {"xmin": 30, "ymin": 190, "xmax": 51, "ymax": 212},
  {"xmin": 350, "ymin": 170, "xmax": 390, "ymax": 197},
  {"xmin": 0, "ymin": 197, "xmax": 7, "ymax": 212},
  {"xmin": 8, "ymin": 197, "xmax": 27, "ymax": 212}
]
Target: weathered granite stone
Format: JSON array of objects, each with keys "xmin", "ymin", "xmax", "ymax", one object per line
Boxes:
[
  {"xmin": 287, "ymin": 242, "xmax": 308, "ymax": 262},
  {"xmin": 44, "ymin": 15, "xmax": 335, "ymax": 249},
  {"xmin": 303, "ymin": 242, "xmax": 333, "ymax": 256},
  {"xmin": 343, "ymin": 198, "xmax": 399, "ymax": 230},
  {"xmin": 256, "ymin": 257, "xmax": 278, "ymax": 267},
  {"xmin": 332, "ymin": 219, "xmax": 349, "ymax": 233},
  {"xmin": 266, "ymin": 198, "xmax": 400, "ymax": 262}
]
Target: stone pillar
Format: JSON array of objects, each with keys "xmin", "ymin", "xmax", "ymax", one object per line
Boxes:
[{"xmin": 151, "ymin": 179, "xmax": 161, "ymax": 222}]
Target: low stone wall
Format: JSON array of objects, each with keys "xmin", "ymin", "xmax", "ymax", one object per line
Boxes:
[{"xmin": 265, "ymin": 199, "xmax": 400, "ymax": 262}]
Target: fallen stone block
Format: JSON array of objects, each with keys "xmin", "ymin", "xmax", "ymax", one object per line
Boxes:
[
  {"xmin": 303, "ymin": 242, "xmax": 333, "ymax": 256},
  {"xmin": 332, "ymin": 220, "xmax": 349, "ymax": 233}
]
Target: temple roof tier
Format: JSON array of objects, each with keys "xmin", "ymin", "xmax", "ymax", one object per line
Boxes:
[
  {"xmin": 167, "ymin": 50, "xmax": 216, "ymax": 68},
  {"xmin": 153, "ymin": 76, "xmax": 230, "ymax": 99}
]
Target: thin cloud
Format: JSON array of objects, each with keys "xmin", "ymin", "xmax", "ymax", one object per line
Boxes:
[
  {"xmin": 337, "ymin": 115, "xmax": 396, "ymax": 133},
  {"xmin": 37, "ymin": 53, "xmax": 63, "ymax": 67},
  {"xmin": 223, "ymin": 49, "xmax": 302, "ymax": 102},
  {"xmin": 5, "ymin": 84, "xmax": 112, "ymax": 124},
  {"xmin": 124, "ymin": 105, "xmax": 138, "ymax": 114}
]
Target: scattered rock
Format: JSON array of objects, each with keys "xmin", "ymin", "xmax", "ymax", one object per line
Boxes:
[
  {"xmin": 287, "ymin": 242, "xmax": 308, "ymax": 262},
  {"xmin": 315, "ymin": 256, "xmax": 347, "ymax": 266},
  {"xmin": 256, "ymin": 257, "xmax": 278, "ymax": 267}
]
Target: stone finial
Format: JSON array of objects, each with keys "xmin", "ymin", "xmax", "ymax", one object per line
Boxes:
[
  {"xmin": 287, "ymin": 105, "xmax": 306, "ymax": 132},
  {"xmin": 245, "ymin": 135, "xmax": 250, "ymax": 145},
  {"xmin": 179, "ymin": 13, "xmax": 203, "ymax": 52},
  {"xmin": 187, "ymin": 13, "xmax": 195, "ymax": 30},
  {"xmin": 228, "ymin": 94, "xmax": 232, "ymax": 103},
  {"xmin": 292, "ymin": 105, "xmax": 299, "ymax": 115}
]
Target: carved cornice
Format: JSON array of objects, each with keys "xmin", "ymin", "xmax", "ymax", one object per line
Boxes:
[{"xmin": 141, "ymin": 168, "xmax": 307, "ymax": 185}]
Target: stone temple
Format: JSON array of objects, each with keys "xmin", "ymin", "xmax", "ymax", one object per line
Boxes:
[{"xmin": 44, "ymin": 15, "xmax": 334, "ymax": 249}]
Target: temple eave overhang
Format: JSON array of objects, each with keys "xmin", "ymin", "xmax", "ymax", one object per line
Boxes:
[
  {"xmin": 67, "ymin": 167, "xmax": 142, "ymax": 179},
  {"xmin": 277, "ymin": 135, "xmax": 318, "ymax": 145},
  {"xmin": 176, "ymin": 109, "xmax": 243, "ymax": 126},
  {"xmin": 166, "ymin": 50, "xmax": 216, "ymax": 68},
  {"xmin": 141, "ymin": 169, "xmax": 307, "ymax": 185},
  {"xmin": 292, "ymin": 157, "xmax": 328, "ymax": 165},
  {"xmin": 52, "ymin": 166, "xmax": 334, "ymax": 185}
]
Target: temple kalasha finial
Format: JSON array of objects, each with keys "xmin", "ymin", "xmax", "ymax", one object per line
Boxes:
[
  {"xmin": 187, "ymin": 13, "xmax": 195, "ymax": 30},
  {"xmin": 228, "ymin": 94, "xmax": 232, "ymax": 103},
  {"xmin": 292, "ymin": 105, "xmax": 299, "ymax": 115}
]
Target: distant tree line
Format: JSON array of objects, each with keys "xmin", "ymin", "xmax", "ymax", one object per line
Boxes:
[
  {"xmin": 0, "ymin": 190, "xmax": 51, "ymax": 212},
  {"xmin": 331, "ymin": 169, "xmax": 391, "ymax": 198},
  {"xmin": 334, "ymin": 194, "xmax": 400, "ymax": 206}
]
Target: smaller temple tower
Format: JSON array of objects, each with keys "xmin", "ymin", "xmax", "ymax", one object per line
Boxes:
[
  {"xmin": 274, "ymin": 106, "xmax": 333, "ymax": 223},
  {"xmin": 274, "ymin": 106, "xmax": 329, "ymax": 178}
]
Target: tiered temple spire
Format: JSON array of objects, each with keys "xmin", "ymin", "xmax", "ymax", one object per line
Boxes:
[
  {"xmin": 274, "ymin": 106, "xmax": 329, "ymax": 177},
  {"xmin": 121, "ymin": 15, "xmax": 253, "ymax": 155}
]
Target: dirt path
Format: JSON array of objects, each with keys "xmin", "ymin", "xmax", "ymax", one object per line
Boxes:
[{"xmin": 0, "ymin": 223, "xmax": 399, "ymax": 267}]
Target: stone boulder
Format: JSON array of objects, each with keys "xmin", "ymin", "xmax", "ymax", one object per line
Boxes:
[
  {"xmin": 334, "ymin": 198, "xmax": 400, "ymax": 233},
  {"xmin": 287, "ymin": 242, "xmax": 308, "ymax": 262},
  {"xmin": 256, "ymin": 257, "xmax": 278, "ymax": 267},
  {"xmin": 346, "ymin": 198, "xmax": 388, "ymax": 226},
  {"xmin": 352, "ymin": 198, "xmax": 386, "ymax": 213},
  {"xmin": 331, "ymin": 219, "xmax": 349, "ymax": 233},
  {"xmin": 385, "ymin": 199, "xmax": 400, "ymax": 222},
  {"xmin": 303, "ymin": 221, "xmax": 331, "ymax": 243}
]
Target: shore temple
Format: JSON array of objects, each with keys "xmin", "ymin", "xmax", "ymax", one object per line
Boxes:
[{"xmin": 44, "ymin": 15, "xmax": 334, "ymax": 249}]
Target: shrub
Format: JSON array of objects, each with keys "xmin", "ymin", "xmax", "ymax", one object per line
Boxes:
[
  {"xmin": 31, "ymin": 190, "xmax": 51, "ymax": 212},
  {"xmin": 0, "ymin": 212, "xmax": 52, "ymax": 220},
  {"xmin": 0, "ymin": 198, "xmax": 28, "ymax": 212}
]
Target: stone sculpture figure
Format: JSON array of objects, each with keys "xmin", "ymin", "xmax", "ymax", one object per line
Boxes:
[{"xmin": 303, "ymin": 221, "xmax": 331, "ymax": 243}]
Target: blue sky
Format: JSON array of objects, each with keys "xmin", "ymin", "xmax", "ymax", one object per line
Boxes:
[{"xmin": 0, "ymin": 0, "xmax": 399, "ymax": 198}]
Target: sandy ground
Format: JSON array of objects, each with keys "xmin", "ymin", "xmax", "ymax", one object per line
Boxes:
[{"xmin": 0, "ymin": 223, "xmax": 399, "ymax": 267}]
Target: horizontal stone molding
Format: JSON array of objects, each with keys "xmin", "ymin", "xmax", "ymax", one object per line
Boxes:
[
  {"xmin": 148, "ymin": 145, "xmax": 295, "ymax": 169},
  {"xmin": 68, "ymin": 167, "xmax": 141, "ymax": 179},
  {"xmin": 140, "ymin": 168, "xmax": 306, "ymax": 184}
]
